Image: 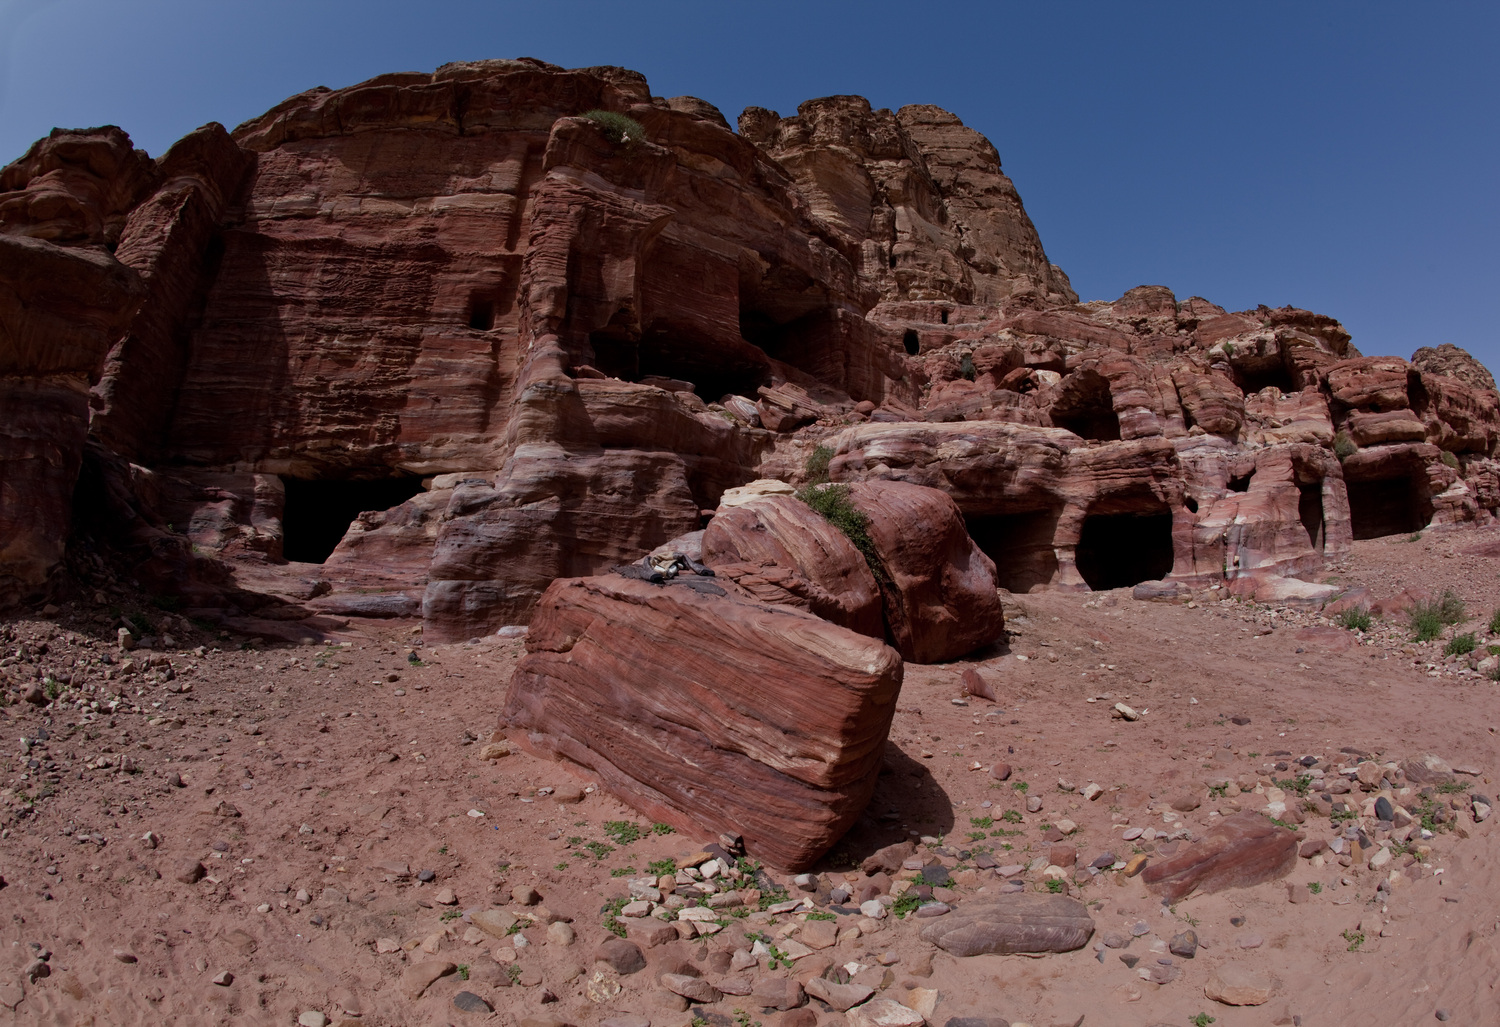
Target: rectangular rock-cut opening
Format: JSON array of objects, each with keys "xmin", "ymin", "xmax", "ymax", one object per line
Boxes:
[
  {"xmin": 1236, "ymin": 362, "xmax": 1297, "ymax": 396},
  {"xmin": 964, "ymin": 508, "xmax": 1061, "ymax": 593},
  {"xmin": 1346, "ymin": 475, "xmax": 1431, "ymax": 540},
  {"xmin": 468, "ymin": 299, "xmax": 495, "ymax": 331},
  {"xmin": 1075, "ymin": 506, "xmax": 1175, "ymax": 591},
  {"xmin": 1298, "ymin": 480, "xmax": 1325, "ymax": 551},
  {"xmin": 280, "ymin": 475, "xmax": 426, "ymax": 564}
]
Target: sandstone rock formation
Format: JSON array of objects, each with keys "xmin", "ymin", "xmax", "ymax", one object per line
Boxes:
[
  {"xmin": 500, "ymin": 572, "xmax": 903, "ymax": 869},
  {"xmin": 919, "ymin": 893, "xmax": 1096, "ymax": 955},
  {"xmin": 1141, "ymin": 811, "xmax": 1299, "ymax": 902},
  {"xmin": 0, "ymin": 56, "xmax": 1496, "ymax": 642}
]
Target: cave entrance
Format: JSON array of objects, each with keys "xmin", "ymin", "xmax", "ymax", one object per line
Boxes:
[
  {"xmin": 903, "ymin": 330, "xmax": 920, "ymax": 356},
  {"xmin": 1075, "ymin": 505, "xmax": 1174, "ymax": 591},
  {"xmin": 1236, "ymin": 362, "xmax": 1297, "ymax": 396},
  {"xmin": 1298, "ymin": 481, "xmax": 1325, "ymax": 551},
  {"xmin": 1346, "ymin": 475, "xmax": 1431, "ymax": 540},
  {"xmin": 1050, "ymin": 369, "xmax": 1121, "ymax": 441},
  {"xmin": 638, "ymin": 327, "xmax": 769, "ymax": 401},
  {"xmin": 964, "ymin": 508, "xmax": 1062, "ymax": 593},
  {"xmin": 280, "ymin": 476, "xmax": 426, "ymax": 564}
]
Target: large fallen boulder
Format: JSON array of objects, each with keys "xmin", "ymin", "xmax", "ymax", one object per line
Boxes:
[
  {"xmin": 844, "ymin": 480, "xmax": 1005, "ymax": 663},
  {"xmin": 918, "ymin": 893, "xmax": 1095, "ymax": 955},
  {"xmin": 1141, "ymin": 811, "xmax": 1298, "ymax": 902},
  {"xmin": 703, "ymin": 493, "xmax": 883, "ymax": 637},
  {"xmin": 500, "ymin": 573, "xmax": 903, "ymax": 870}
]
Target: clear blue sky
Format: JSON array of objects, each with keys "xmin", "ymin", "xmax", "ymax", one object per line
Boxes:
[{"xmin": 3, "ymin": 1, "xmax": 1496, "ymax": 371}]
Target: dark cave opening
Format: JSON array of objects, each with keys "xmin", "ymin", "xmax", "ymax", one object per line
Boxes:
[
  {"xmin": 965, "ymin": 508, "xmax": 1062, "ymax": 593},
  {"xmin": 1235, "ymin": 361, "xmax": 1297, "ymax": 396},
  {"xmin": 638, "ymin": 328, "xmax": 769, "ymax": 401},
  {"xmin": 903, "ymin": 330, "xmax": 920, "ymax": 356},
  {"xmin": 1298, "ymin": 481, "xmax": 1325, "ymax": 551},
  {"xmin": 1346, "ymin": 475, "xmax": 1432, "ymax": 540},
  {"xmin": 280, "ymin": 476, "xmax": 426, "ymax": 564},
  {"xmin": 1227, "ymin": 472, "xmax": 1254, "ymax": 493},
  {"xmin": 468, "ymin": 298, "xmax": 495, "ymax": 331},
  {"xmin": 1050, "ymin": 369, "xmax": 1121, "ymax": 441},
  {"xmin": 587, "ymin": 325, "xmax": 639, "ymax": 381},
  {"xmin": 1075, "ymin": 510, "xmax": 1175, "ymax": 591}
]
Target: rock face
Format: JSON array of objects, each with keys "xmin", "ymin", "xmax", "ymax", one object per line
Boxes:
[
  {"xmin": 1141, "ymin": 811, "xmax": 1299, "ymax": 902},
  {"xmin": 842, "ymin": 480, "xmax": 1004, "ymax": 662},
  {"xmin": 500, "ymin": 572, "xmax": 903, "ymax": 869},
  {"xmin": 918, "ymin": 893, "xmax": 1095, "ymax": 955},
  {"xmin": 1, "ymin": 57, "xmax": 1498, "ymax": 628}
]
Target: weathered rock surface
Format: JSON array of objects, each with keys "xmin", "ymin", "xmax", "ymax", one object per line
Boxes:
[
  {"xmin": 500, "ymin": 573, "xmax": 903, "ymax": 869},
  {"xmin": 702, "ymin": 493, "xmax": 883, "ymax": 636},
  {"xmin": 918, "ymin": 893, "xmax": 1095, "ymax": 955},
  {"xmin": 1204, "ymin": 963, "xmax": 1274, "ymax": 1006},
  {"xmin": 1141, "ymin": 811, "xmax": 1299, "ymax": 902},
  {"xmin": 841, "ymin": 480, "xmax": 1004, "ymax": 661}
]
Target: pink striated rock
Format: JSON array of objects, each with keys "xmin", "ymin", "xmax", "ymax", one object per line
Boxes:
[
  {"xmin": 1141, "ymin": 811, "xmax": 1298, "ymax": 902},
  {"xmin": 500, "ymin": 573, "xmax": 903, "ymax": 870}
]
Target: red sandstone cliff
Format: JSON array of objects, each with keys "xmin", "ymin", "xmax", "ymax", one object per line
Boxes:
[{"xmin": 1, "ymin": 58, "xmax": 1496, "ymax": 636}]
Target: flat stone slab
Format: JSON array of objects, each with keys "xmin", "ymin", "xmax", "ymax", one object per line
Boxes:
[
  {"xmin": 1141, "ymin": 810, "xmax": 1298, "ymax": 902},
  {"xmin": 918, "ymin": 893, "xmax": 1095, "ymax": 956}
]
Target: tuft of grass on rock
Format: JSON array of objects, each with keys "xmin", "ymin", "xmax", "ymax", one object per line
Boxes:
[
  {"xmin": 1410, "ymin": 590, "xmax": 1464, "ymax": 642},
  {"xmin": 581, "ymin": 109, "xmax": 645, "ymax": 145},
  {"xmin": 795, "ymin": 483, "xmax": 885, "ymax": 581},
  {"xmin": 1445, "ymin": 632, "xmax": 1476, "ymax": 657},
  {"xmin": 1335, "ymin": 606, "xmax": 1372, "ymax": 632}
]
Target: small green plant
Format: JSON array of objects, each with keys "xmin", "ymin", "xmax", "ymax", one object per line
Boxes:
[
  {"xmin": 1446, "ymin": 633, "xmax": 1476, "ymax": 657},
  {"xmin": 691, "ymin": 1016, "xmax": 711, "ymax": 1027},
  {"xmin": 583, "ymin": 841, "xmax": 615, "ymax": 861},
  {"xmin": 42, "ymin": 677, "xmax": 62, "ymax": 700},
  {"xmin": 806, "ymin": 911, "xmax": 835, "ymax": 921},
  {"xmin": 438, "ymin": 845, "xmax": 448, "ymax": 855},
  {"xmin": 958, "ymin": 354, "xmax": 977, "ymax": 382},
  {"xmin": 795, "ymin": 483, "xmax": 884, "ymax": 580},
  {"xmin": 1012, "ymin": 781, "xmax": 1029, "ymax": 793},
  {"xmin": 1333, "ymin": 430, "xmax": 1357, "ymax": 461},
  {"xmin": 1336, "ymin": 606, "xmax": 1373, "ymax": 632},
  {"xmin": 1410, "ymin": 590, "xmax": 1465, "ymax": 642},
  {"xmin": 1407, "ymin": 531, "xmax": 1423, "ymax": 542},
  {"xmin": 1489, "ymin": 609, "xmax": 1500, "ymax": 635},
  {"xmin": 610, "ymin": 866, "xmax": 637, "ymax": 877},
  {"xmin": 1275, "ymin": 774, "xmax": 1313, "ymax": 797},
  {"xmin": 440, "ymin": 908, "xmax": 462, "ymax": 922},
  {"xmin": 1307, "ymin": 881, "xmax": 1323, "ymax": 894},
  {"xmin": 1269, "ymin": 817, "xmax": 1300, "ymax": 831},
  {"xmin": 582, "ymin": 109, "xmax": 645, "ymax": 145},
  {"xmin": 891, "ymin": 894, "xmax": 921, "ymax": 918},
  {"xmin": 970, "ymin": 815, "xmax": 993, "ymax": 829},
  {"xmin": 1440, "ymin": 450, "xmax": 1460, "ymax": 469},
  {"xmin": 804, "ymin": 444, "xmax": 834, "ymax": 485},
  {"xmin": 1435, "ymin": 780, "xmax": 1468, "ymax": 794},
  {"xmin": 603, "ymin": 820, "xmax": 642, "ymax": 845},
  {"xmin": 1045, "ymin": 879, "xmax": 1064, "ymax": 894},
  {"xmin": 733, "ymin": 1009, "xmax": 761, "ymax": 1027},
  {"xmin": 506, "ymin": 963, "xmax": 523, "ymax": 984},
  {"xmin": 1000, "ymin": 809, "xmax": 1023, "ymax": 824},
  {"xmin": 602, "ymin": 897, "xmax": 628, "ymax": 938},
  {"xmin": 1209, "ymin": 783, "xmax": 1228, "ymax": 799},
  {"xmin": 1330, "ymin": 808, "xmax": 1357, "ymax": 823},
  {"xmin": 1191, "ymin": 1014, "xmax": 1217, "ymax": 1027},
  {"xmin": 651, "ymin": 822, "xmax": 675, "ymax": 836},
  {"xmin": 647, "ymin": 857, "xmax": 676, "ymax": 876},
  {"xmin": 967, "ymin": 831, "xmax": 986, "ymax": 841},
  {"xmin": 456, "ymin": 963, "xmax": 470, "ymax": 980},
  {"xmin": 567, "ymin": 835, "xmax": 583, "ymax": 846},
  {"xmin": 1342, "ymin": 928, "xmax": 1365, "ymax": 952},
  {"xmin": 555, "ymin": 861, "xmax": 569, "ymax": 870}
]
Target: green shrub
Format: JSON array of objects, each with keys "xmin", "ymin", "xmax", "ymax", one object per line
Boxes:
[
  {"xmin": 1333, "ymin": 430, "xmax": 1357, "ymax": 461},
  {"xmin": 582, "ymin": 110, "xmax": 645, "ymax": 145},
  {"xmin": 603, "ymin": 820, "xmax": 641, "ymax": 845},
  {"xmin": 1440, "ymin": 450, "xmax": 1460, "ymax": 469},
  {"xmin": 804, "ymin": 444, "xmax": 834, "ymax": 485},
  {"xmin": 1446, "ymin": 632, "xmax": 1476, "ymax": 657},
  {"xmin": 1489, "ymin": 608, "xmax": 1500, "ymax": 635},
  {"xmin": 959, "ymin": 355, "xmax": 977, "ymax": 382},
  {"xmin": 1410, "ymin": 590, "xmax": 1465, "ymax": 642},
  {"xmin": 796, "ymin": 483, "xmax": 884, "ymax": 580},
  {"xmin": 1335, "ymin": 606, "xmax": 1372, "ymax": 632}
]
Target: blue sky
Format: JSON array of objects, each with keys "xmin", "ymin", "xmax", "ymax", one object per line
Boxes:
[{"xmin": 3, "ymin": 0, "xmax": 1495, "ymax": 371}]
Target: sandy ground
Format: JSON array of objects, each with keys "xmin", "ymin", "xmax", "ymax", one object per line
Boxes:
[{"xmin": 3, "ymin": 524, "xmax": 1500, "ymax": 1026}]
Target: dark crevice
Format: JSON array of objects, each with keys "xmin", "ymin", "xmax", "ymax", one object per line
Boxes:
[
  {"xmin": 1298, "ymin": 481, "xmax": 1325, "ymax": 551},
  {"xmin": 1347, "ymin": 476, "xmax": 1432, "ymax": 540}
]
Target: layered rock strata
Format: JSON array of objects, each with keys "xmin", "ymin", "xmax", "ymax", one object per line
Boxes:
[
  {"xmin": 501, "ymin": 572, "xmax": 903, "ymax": 869},
  {"xmin": 0, "ymin": 58, "xmax": 1495, "ymax": 635}
]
